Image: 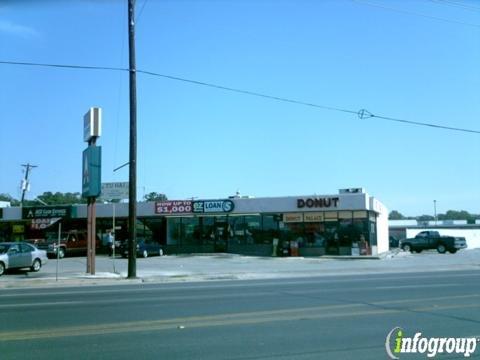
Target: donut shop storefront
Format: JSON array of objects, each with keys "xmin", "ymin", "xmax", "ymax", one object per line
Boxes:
[{"xmin": 159, "ymin": 188, "xmax": 388, "ymax": 256}]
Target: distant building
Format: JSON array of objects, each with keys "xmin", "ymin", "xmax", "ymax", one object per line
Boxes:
[{"xmin": 0, "ymin": 201, "xmax": 10, "ymax": 208}]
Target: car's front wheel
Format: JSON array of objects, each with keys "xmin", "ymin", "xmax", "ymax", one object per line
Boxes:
[
  {"xmin": 142, "ymin": 250, "xmax": 148, "ymax": 258},
  {"xmin": 31, "ymin": 259, "xmax": 41, "ymax": 272},
  {"xmin": 58, "ymin": 247, "xmax": 65, "ymax": 259},
  {"xmin": 437, "ymin": 244, "xmax": 446, "ymax": 254},
  {"xmin": 0, "ymin": 262, "xmax": 5, "ymax": 276},
  {"xmin": 402, "ymin": 244, "xmax": 412, "ymax": 252}
]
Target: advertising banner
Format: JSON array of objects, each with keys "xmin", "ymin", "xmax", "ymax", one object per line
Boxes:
[
  {"xmin": 155, "ymin": 201, "xmax": 192, "ymax": 214},
  {"xmin": 82, "ymin": 146, "xmax": 102, "ymax": 198},
  {"xmin": 101, "ymin": 182, "xmax": 129, "ymax": 201},
  {"xmin": 22, "ymin": 206, "xmax": 71, "ymax": 219}
]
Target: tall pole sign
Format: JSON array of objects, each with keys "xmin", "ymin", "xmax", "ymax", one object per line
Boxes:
[
  {"xmin": 82, "ymin": 107, "xmax": 102, "ymax": 275},
  {"xmin": 127, "ymin": 0, "xmax": 137, "ymax": 278}
]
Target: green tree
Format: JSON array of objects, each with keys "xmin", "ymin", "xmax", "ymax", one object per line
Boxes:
[
  {"xmin": 0, "ymin": 193, "xmax": 20, "ymax": 206},
  {"xmin": 438, "ymin": 210, "xmax": 477, "ymax": 224},
  {"xmin": 388, "ymin": 210, "xmax": 405, "ymax": 220},
  {"xmin": 35, "ymin": 192, "xmax": 86, "ymax": 205},
  {"xmin": 143, "ymin": 192, "xmax": 168, "ymax": 202},
  {"xmin": 417, "ymin": 215, "xmax": 434, "ymax": 222}
]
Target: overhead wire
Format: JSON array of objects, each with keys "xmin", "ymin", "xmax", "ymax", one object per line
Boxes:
[
  {"xmin": 1, "ymin": 60, "xmax": 479, "ymax": 135},
  {"xmin": 429, "ymin": 0, "xmax": 480, "ymax": 12},
  {"xmin": 136, "ymin": 0, "xmax": 149, "ymax": 22},
  {"xmin": 352, "ymin": 0, "xmax": 480, "ymax": 28}
]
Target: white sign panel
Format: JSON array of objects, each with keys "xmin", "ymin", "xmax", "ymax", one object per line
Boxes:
[
  {"xmin": 84, "ymin": 107, "xmax": 102, "ymax": 142},
  {"xmin": 101, "ymin": 182, "xmax": 129, "ymax": 200}
]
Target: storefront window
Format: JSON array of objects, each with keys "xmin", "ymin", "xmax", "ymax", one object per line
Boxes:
[
  {"xmin": 167, "ymin": 218, "xmax": 182, "ymax": 245},
  {"xmin": 228, "ymin": 215, "xmax": 245, "ymax": 244},
  {"xmin": 303, "ymin": 222, "xmax": 325, "ymax": 248},
  {"xmin": 181, "ymin": 217, "xmax": 200, "ymax": 245},
  {"xmin": 259, "ymin": 215, "xmax": 278, "ymax": 244},
  {"xmin": 244, "ymin": 215, "xmax": 261, "ymax": 244},
  {"xmin": 200, "ymin": 217, "xmax": 215, "ymax": 245}
]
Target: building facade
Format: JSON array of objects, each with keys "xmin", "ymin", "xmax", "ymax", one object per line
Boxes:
[{"xmin": 0, "ymin": 188, "xmax": 388, "ymax": 256}]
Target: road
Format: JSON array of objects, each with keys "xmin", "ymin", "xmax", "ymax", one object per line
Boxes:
[{"xmin": 1, "ymin": 270, "xmax": 480, "ymax": 359}]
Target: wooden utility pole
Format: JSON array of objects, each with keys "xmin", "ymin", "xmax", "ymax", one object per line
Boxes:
[
  {"xmin": 127, "ymin": 0, "xmax": 137, "ymax": 278},
  {"xmin": 20, "ymin": 163, "xmax": 37, "ymax": 206}
]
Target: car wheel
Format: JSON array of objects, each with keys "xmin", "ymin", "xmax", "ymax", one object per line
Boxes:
[
  {"xmin": 58, "ymin": 248, "xmax": 65, "ymax": 259},
  {"xmin": 437, "ymin": 244, "xmax": 446, "ymax": 254},
  {"xmin": 402, "ymin": 244, "xmax": 411, "ymax": 252},
  {"xmin": 159, "ymin": 248, "xmax": 163, "ymax": 256},
  {"xmin": 31, "ymin": 259, "xmax": 41, "ymax": 272},
  {"xmin": 142, "ymin": 249, "xmax": 148, "ymax": 258},
  {"xmin": 0, "ymin": 262, "xmax": 5, "ymax": 276}
]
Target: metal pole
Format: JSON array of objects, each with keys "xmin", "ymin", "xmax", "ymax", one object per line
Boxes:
[
  {"xmin": 127, "ymin": 0, "xmax": 137, "ymax": 278},
  {"xmin": 112, "ymin": 203, "xmax": 116, "ymax": 273},
  {"xmin": 91, "ymin": 197, "xmax": 96, "ymax": 275},
  {"xmin": 56, "ymin": 221, "xmax": 61, "ymax": 282},
  {"xmin": 87, "ymin": 198, "xmax": 92, "ymax": 273}
]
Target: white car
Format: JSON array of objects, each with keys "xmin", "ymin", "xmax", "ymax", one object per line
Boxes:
[{"xmin": 0, "ymin": 242, "xmax": 48, "ymax": 276}]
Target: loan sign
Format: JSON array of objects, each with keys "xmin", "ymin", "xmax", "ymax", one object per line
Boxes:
[
  {"xmin": 193, "ymin": 200, "xmax": 234, "ymax": 213},
  {"xmin": 155, "ymin": 201, "xmax": 192, "ymax": 214}
]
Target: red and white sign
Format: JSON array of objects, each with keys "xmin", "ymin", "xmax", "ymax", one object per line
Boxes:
[
  {"xmin": 155, "ymin": 201, "xmax": 192, "ymax": 214},
  {"xmin": 30, "ymin": 218, "xmax": 61, "ymax": 230}
]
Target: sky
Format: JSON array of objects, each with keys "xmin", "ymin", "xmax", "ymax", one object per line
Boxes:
[{"xmin": 0, "ymin": 0, "xmax": 479, "ymax": 217}]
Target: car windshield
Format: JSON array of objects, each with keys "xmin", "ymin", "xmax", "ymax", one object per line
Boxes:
[{"xmin": 0, "ymin": 244, "xmax": 9, "ymax": 254}]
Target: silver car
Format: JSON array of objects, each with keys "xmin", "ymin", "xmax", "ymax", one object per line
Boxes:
[{"xmin": 0, "ymin": 242, "xmax": 48, "ymax": 276}]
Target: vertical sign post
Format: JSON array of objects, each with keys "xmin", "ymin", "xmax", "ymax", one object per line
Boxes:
[
  {"xmin": 82, "ymin": 107, "xmax": 102, "ymax": 275},
  {"xmin": 56, "ymin": 221, "xmax": 62, "ymax": 281}
]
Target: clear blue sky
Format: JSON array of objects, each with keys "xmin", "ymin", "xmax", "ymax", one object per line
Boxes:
[{"xmin": 0, "ymin": 0, "xmax": 479, "ymax": 217}]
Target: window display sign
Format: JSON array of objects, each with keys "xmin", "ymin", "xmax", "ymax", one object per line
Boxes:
[
  {"xmin": 304, "ymin": 212, "xmax": 324, "ymax": 222},
  {"xmin": 284, "ymin": 213, "xmax": 304, "ymax": 223},
  {"xmin": 155, "ymin": 201, "xmax": 192, "ymax": 214},
  {"xmin": 193, "ymin": 200, "xmax": 234, "ymax": 213},
  {"xmin": 12, "ymin": 224, "xmax": 25, "ymax": 234}
]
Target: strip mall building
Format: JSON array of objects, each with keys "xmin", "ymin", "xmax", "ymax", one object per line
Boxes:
[{"xmin": 0, "ymin": 188, "xmax": 388, "ymax": 256}]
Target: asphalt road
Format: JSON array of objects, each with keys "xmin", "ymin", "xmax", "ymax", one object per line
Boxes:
[{"xmin": 1, "ymin": 270, "xmax": 480, "ymax": 359}]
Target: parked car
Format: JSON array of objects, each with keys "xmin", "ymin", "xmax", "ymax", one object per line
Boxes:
[
  {"xmin": 31, "ymin": 231, "xmax": 100, "ymax": 258},
  {"xmin": 399, "ymin": 231, "xmax": 467, "ymax": 254},
  {"xmin": 120, "ymin": 239, "xmax": 163, "ymax": 258},
  {"xmin": 0, "ymin": 242, "xmax": 48, "ymax": 276}
]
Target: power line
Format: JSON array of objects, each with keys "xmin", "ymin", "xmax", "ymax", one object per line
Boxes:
[
  {"xmin": 0, "ymin": 60, "xmax": 127, "ymax": 72},
  {"xmin": 352, "ymin": 0, "xmax": 480, "ymax": 28},
  {"xmin": 136, "ymin": 0, "xmax": 149, "ymax": 22},
  {"xmin": 1, "ymin": 59, "xmax": 480, "ymax": 135},
  {"xmin": 137, "ymin": 69, "xmax": 359, "ymax": 115},
  {"xmin": 430, "ymin": 0, "xmax": 480, "ymax": 12}
]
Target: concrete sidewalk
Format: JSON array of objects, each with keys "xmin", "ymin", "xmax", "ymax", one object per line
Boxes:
[{"xmin": 1, "ymin": 249, "xmax": 479, "ymax": 289}]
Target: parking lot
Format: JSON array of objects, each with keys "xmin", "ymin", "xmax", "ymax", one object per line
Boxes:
[{"xmin": 1, "ymin": 248, "xmax": 479, "ymax": 288}]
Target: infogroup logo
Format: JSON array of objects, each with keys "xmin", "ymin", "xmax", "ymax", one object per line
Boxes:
[{"xmin": 385, "ymin": 327, "xmax": 479, "ymax": 359}]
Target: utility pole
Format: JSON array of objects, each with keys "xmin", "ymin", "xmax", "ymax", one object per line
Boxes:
[
  {"xmin": 20, "ymin": 163, "xmax": 37, "ymax": 206},
  {"xmin": 127, "ymin": 0, "xmax": 137, "ymax": 278}
]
